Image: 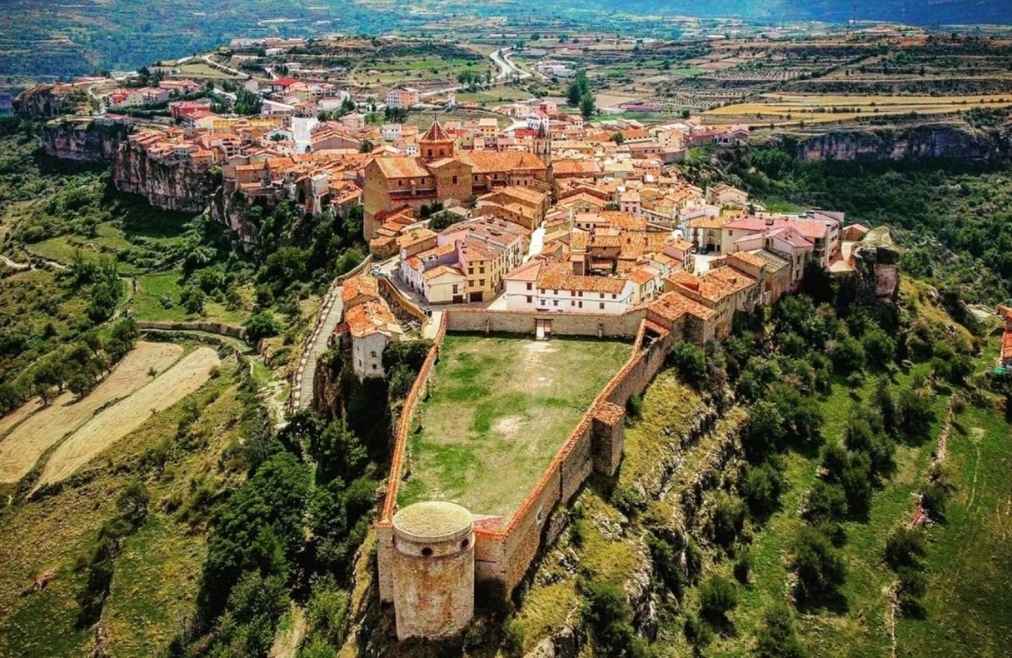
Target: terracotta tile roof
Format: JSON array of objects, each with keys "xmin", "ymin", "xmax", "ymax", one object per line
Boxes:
[
  {"xmin": 688, "ymin": 215, "xmax": 729, "ymax": 230},
  {"xmin": 628, "ymin": 266, "xmax": 658, "ymax": 285},
  {"xmin": 649, "ymin": 291, "xmax": 714, "ymax": 322},
  {"xmin": 552, "ymin": 159, "xmax": 603, "ymax": 176},
  {"xmin": 751, "ymin": 249, "xmax": 790, "ymax": 272},
  {"xmin": 397, "ymin": 227, "xmax": 437, "ymax": 249},
  {"xmin": 769, "ymin": 225, "xmax": 814, "ymax": 250},
  {"xmin": 459, "ymin": 150, "xmax": 546, "ymax": 174},
  {"xmin": 537, "ymin": 263, "xmax": 627, "ymax": 294},
  {"xmin": 728, "ymin": 251, "xmax": 768, "ymax": 269},
  {"xmin": 504, "ymin": 259, "xmax": 543, "ymax": 282},
  {"xmin": 423, "ymin": 265, "xmax": 465, "ymax": 281},
  {"xmin": 344, "ymin": 300, "xmax": 401, "ymax": 338},
  {"xmin": 421, "ymin": 120, "xmax": 451, "ymax": 143},
  {"xmin": 341, "ymin": 275, "xmax": 379, "ymax": 306},
  {"xmin": 373, "ymin": 156, "xmax": 431, "ymax": 179}
]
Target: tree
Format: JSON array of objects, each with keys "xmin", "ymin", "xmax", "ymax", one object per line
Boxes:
[
  {"xmin": 792, "ymin": 526, "xmax": 846, "ymax": 600},
  {"xmin": 830, "ymin": 335, "xmax": 865, "ymax": 374},
  {"xmin": 200, "ymin": 453, "xmax": 311, "ymax": 619},
  {"xmin": 743, "ymin": 400, "xmax": 786, "ymax": 462},
  {"xmin": 805, "ymin": 480, "xmax": 847, "ymax": 523},
  {"xmin": 580, "ymin": 93, "xmax": 596, "ymax": 120},
  {"xmin": 310, "ymin": 418, "xmax": 367, "ymax": 484},
  {"xmin": 244, "ymin": 311, "xmax": 279, "ymax": 343},
  {"xmin": 699, "ymin": 575, "xmax": 738, "ymax": 624},
  {"xmin": 212, "ymin": 571, "xmax": 289, "ymax": 656},
  {"xmin": 668, "ymin": 342, "xmax": 707, "ymax": 388},
  {"xmin": 897, "ymin": 387, "xmax": 935, "ymax": 441},
  {"xmin": 742, "ymin": 460, "xmax": 785, "ymax": 519},
  {"xmin": 754, "ymin": 605, "xmax": 806, "ymax": 658},
  {"xmin": 359, "ymin": 139, "xmax": 374, "ymax": 153},
  {"xmin": 862, "ymin": 328, "xmax": 895, "ymax": 369},
  {"xmin": 181, "ymin": 286, "xmax": 205, "ymax": 315}
]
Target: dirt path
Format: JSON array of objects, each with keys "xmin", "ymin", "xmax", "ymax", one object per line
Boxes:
[
  {"xmin": 34, "ymin": 347, "xmax": 220, "ymax": 490},
  {"xmin": 0, "ymin": 342, "xmax": 183, "ymax": 483}
]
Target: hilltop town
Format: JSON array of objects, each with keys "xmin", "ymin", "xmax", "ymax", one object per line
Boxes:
[{"xmin": 1, "ymin": 22, "xmax": 1012, "ymax": 658}]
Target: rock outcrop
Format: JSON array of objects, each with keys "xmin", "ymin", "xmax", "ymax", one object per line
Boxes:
[
  {"xmin": 113, "ymin": 138, "xmax": 217, "ymax": 213},
  {"xmin": 14, "ymin": 85, "xmax": 85, "ymax": 119},
  {"xmin": 781, "ymin": 123, "xmax": 1012, "ymax": 163},
  {"xmin": 41, "ymin": 118, "xmax": 127, "ymax": 163},
  {"xmin": 853, "ymin": 227, "xmax": 901, "ymax": 304}
]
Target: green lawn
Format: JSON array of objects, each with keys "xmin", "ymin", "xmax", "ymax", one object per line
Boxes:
[{"xmin": 399, "ymin": 334, "xmax": 632, "ymax": 517}]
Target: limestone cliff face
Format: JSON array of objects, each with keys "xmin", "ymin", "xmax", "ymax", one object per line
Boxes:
[
  {"xmin": 14, "ymin": 85, "xmax": 83, "ymax": 119},
  {"xmin": 784, "ymin": 124, "xmax": 1012, "ymax": 163},
  {"xmin": 113, "ymin": 140, "xmax": 216, "ymax": 213},
  {"xmin": 41, "ymin": 118, "xmax": 127, "ymax": 162}
]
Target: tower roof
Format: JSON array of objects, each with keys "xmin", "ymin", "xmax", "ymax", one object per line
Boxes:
[{"xmin": 421, "ymin": 119, "xmax": 451, "ymax": 143}]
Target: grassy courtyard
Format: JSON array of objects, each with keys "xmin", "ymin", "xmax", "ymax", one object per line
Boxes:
[{"xmin": 399, "ymin": 333, "xmax": 632, "ymax": 518}]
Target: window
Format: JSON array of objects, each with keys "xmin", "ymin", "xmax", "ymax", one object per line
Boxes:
[
  {"xmin": 452, "ymin": 175, "xmax": 458, "ymax": 184},
  {"xmin": 612, "ymin": 293, "xmax": 617, "ymax": 299},
  {"xmin": 526, "ymin": 295, "xmax": 532, "ymax": 303},
  {"xmin": 578, "ymin": 301, "xmax": 583, "ymax": 308},
  {"xmin": 553, "ymin": 300, "xmax": 559, "ymax": 306},
  {"xmin": 599, "ymin": 302, "xmax": 605, "ymax": 310},
  {"xmin": 370, "ymin": 351, "xmax": 376, "ymax": 358},
  {"xmin": 526, "ymin": 282, "xmax": 532, "ymax": 291},
  {"xmin": 479, "ymin": 279, "xmax": 485, "ymax": 286}
]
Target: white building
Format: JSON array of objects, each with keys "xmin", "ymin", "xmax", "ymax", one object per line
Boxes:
[{"xmin": 503, "ymin": 261, "xmax": 636, "ymax": 315}]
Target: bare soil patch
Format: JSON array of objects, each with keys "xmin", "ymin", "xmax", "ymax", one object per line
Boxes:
[
  {"xmin": 0, "ymin": 342, "xmax": 183, "ymax": 483},
  {"xmin": 35, "ymin": 347, "xmax": 220, "ymax": 489}
]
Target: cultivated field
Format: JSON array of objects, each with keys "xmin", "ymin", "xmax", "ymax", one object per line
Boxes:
[
  {"xmin": 705, "ymin": 93, "xmax": 1012, "ymax": 126},
  {"xmin": 33, "ymin": 346, "xmax": 221, "ymax": 489},
  {"xmin": 399, "ymin": 334, "xmax": 631, "ymax": 518},
  {"xmin": 0, "ymin": 342, "xmax": 183, "ymax": 483}
]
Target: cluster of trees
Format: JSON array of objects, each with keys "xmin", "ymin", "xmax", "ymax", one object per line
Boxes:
[
  {"xmin": 233, "ymin": 200, "xmax": 365, "ymax": 305},
  {"xmin": 0, "ymin": 317, "xmax": 138, "ymax": 414},
  {"xmin": 457, "ymin": 69, "xmax": 493, "ymax": 91},
  {"xmin": 317, "ymin": 97, "xmax": 357, "ymax": 122},
  {"xmin": 187, "ymin": 408, "xmax": 378, "ymax": 657},
  {"xmin": 566, "ymin": 71, "xmax": 597, "ymax": 120},
  {"xmin": 657, "ymin": 264, "xmax": 977, "ymax": 652}
]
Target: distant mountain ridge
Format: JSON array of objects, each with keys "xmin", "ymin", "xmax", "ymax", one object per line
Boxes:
[
  {"xmin": 1, "ymin": 0, "xmax": 1011, "ymax": 80},
  {"xmin": 571, "ymin": 0, "xmax": 1012, "ymax": 25}
]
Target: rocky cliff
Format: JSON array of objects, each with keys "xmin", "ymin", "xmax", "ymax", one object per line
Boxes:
[
  {"xmin": 782, "ymin": 123, "xmax": 1012, "ymax": 163},
  {"xmin": 14, "ymin": 85, "xmax": 86, "ymax": 119},
  {"xmin": 41, "ymin": 118, "xmax": 127, "ymax": 163},
  {"xmin": 113, "ymin": 140, "xmax": 217, "ymax": 213}
]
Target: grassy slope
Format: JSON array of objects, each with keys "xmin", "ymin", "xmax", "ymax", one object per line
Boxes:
[
  {"xmin": 896, "ymin": 403, "xmax": 1012, "ymax": 658},
  {"xmin": 0, "ymin": 365, "xmax": 245, "ymax": 658}
]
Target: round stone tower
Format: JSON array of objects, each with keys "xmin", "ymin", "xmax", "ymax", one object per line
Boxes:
[{"xmin": 390, "ymin": 501, "xmax": 475, "ymax": 640}]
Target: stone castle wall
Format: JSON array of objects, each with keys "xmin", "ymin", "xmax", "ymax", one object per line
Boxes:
[
  {"xmin": 445, "ymin": 308, "xmax": 645, "ymax": 338},
  {"xmin": 377, "ymin": 308, "xmax": 677, "ymax": 628}
]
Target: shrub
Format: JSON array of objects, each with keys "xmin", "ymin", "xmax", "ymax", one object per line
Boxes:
[
  {"xmin": 683, "ymin": 614, "xmax": 712, "ymax": 648},
  {"xmin": 742, "ymin": 461, "xmax": 785, "ymax": 519},
  {"xmin": 754, "ymin": 605, "xmax": 806, "ymax": 658},
  {"xmin": 792, "ymin": 526, "xmax": 846, "ymax": 601},
  {"xmin": 884, "ymin": 527, "xmax": 925, "ymax": 570},
  {"xmin": 805, "ymin": 481, "xmax": 848, "ymax": 523},
  {"xmin": 733, "ymin": 553, "xmax": 751, "ymax": 585},
  {"xmin": 700, "ymin": 575, "xmax": 738, "ymax": 624},
  {"xmin": 711, "ymin": 495, "xmax": 745, "ymax": 548}
]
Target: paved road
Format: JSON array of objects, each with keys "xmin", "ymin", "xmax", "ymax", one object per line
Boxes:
[{"xmin": 295, "ymin": 287, "xmax": 344, "ymax": 411}]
